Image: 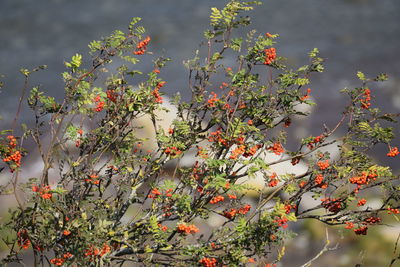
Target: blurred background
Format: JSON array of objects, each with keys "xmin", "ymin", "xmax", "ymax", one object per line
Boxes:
[{"xmin": 0, "ymin": 0, "xmax": 400, "ymax": 266}]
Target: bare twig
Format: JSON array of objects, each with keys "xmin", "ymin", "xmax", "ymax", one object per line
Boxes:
[{"xmin": 300, "ymin": 228, "xmax": 338, "ymax": 267}]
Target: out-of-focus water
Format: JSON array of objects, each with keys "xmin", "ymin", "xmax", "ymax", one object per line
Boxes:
[{"xmin": 0, "ymin": 1, "xmax": 399, "ymax": 265}]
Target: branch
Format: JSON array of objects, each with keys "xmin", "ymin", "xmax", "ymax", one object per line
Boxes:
[{"xmin": 300, "ymin": 228, "xmax": 338, "ymax": 267}]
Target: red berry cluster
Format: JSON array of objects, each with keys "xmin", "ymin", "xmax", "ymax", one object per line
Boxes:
[
  {"xmin": 223, "ymin": 208, "xmax": 237, "ymax": 219},
  {"xmin": 387, "ymin": 146, "xmax": 399, "ymax": 157},
  {"xmin": 230, "ymin": 143, "xmax": 262, "ymax": 160},
  {"xmin": 284, "ymin": 204, "xmax": 296, "ymax": 214},
  {"xmin": 354, "ymin": 226, "xmax": 368, "ymax": 235},
  {"xmin": 84, "ymin": 244, "xmax": 111, "ymax": 261},
  {"xmin": 50, "ymin": 258, "xmax": 65, "ymax": 266},
  {"xmin": 357, "ymin": 198, "xmax": 367, "ymax": 206},
  {"xmin": 134, "ymin": 36, "xmax": 151, "ymax": 55},
  {"xmin": 192, "ymin": 161, "xmax": 203, "ymax": 181},
  {"xmin": 227, "ymin": 194, "xmax": 237, "ymax": 199},
  {"xmin": 229, "ymin": 145, "xmax": 245, "ymax": 160},
  {"xmin": 196, "ymin": 146, "xmax": 209, "ymax": 159},
  {"xmin": 267, "ymin": 142, "xmax": 284, "ymax": 155},
  {"xmin": 93, "ymin": 95, "xmax": 105, "ymax": 112},
  {"xmin": 317, "ymin": 160, "xmax": 330, "ymax": 170},
  {"xmin": 106, "ymin": 89, "xmax": 117, "ymax": 103},
  {"xmin": 207, "ymin": 92, "xmax": 220, "ymax": 107},
  {"xmin": 2, "ymin": 135, "xmax": 22, "ymax": 172},
  {"xmin": 152, "ymin": 81, "xmax": 165, "ymax": 103},
  {"xmin": 314, "ymin": 174, "xmax": 328, "ymax": 189},
  {"xmin": 208, "ymin": 129, "xmax": 228, "ymax": 147},
  {"xmin": 360, "ymin": 88, "xmax": 371, "ymax": 109},
  {"xmin": 148, "ymin": 188, "xmax": 161, "ymax": 198},
  {"xmin": 363, "ymin": 216, "xmax": 381, "ymax": 225},
  {"xmin": 239, "ymin": 204, "xmax": 251, "ymax": 214},
  {"xmin": 243, "ymin": 144, "xmax": 262, "ymax": 157},
  {"xmin": 345, "ymin": 222, "xmax": 354, "ymax": 229},
  {"xmin": 17, "ymin": 229, "xmax": 30, "ymax": 249},
  {"xmin": 300, "ymin": 88, "xmax": 311, "ymax": 101},
  {"xmin": 85, "ymin": 174, "xmax": 100, "ymax": 185},
  {"xmin": 164, "ymin": 146, "xmax": 182, "ymax": 157},
  {"xmin": 209, "ymin": 195, "xmax": 224, "ymax": 204},
  {"xmin": 32, "ymin": 185, "xmax": 53, "ymax": 199},
  {"xmin": 388, "ymin": 207, "xmax": 400, "ymax": 214},
  {"xmin": 223, "ymin": 204, "xmax": 251, "ymax": 219},
  {"xmin": 50, "ymin": 253, "xmax": 73, "ymax": 266},
  {"xmin": 75, "ymin": 129, "xmax": 84, "ymax": 147},
  {"xmin": 274, "ymin": 216, "xmax": 289, "ymax": 229},
  {"xmin": 268, "ymin": 172, "xmax": 279, "ymax": 187},
  {"xmin": 199, "ymin": 257, "xmax": 217, "ymax": 267},
  {"xmin": 158, "ymin": 223, "xmax": 168, "ymax": 232},
  {"xmin": 176, "ymin": 223, "xmax": 199, "ymax": 234},
  {"xmin": 6, "ymin": 135, "xmax": 16, "ymax": 147},
  {"xmin": 307, "ymin": 134, "xmax": 325, "ymax": 149},
  {"xmin": 321, "ymin": 198, "xmax": 343, "ymax": 213},
  {"xmin": 263, "ymin": 47, "xmax": 276, "ymax": 65},
  {"xmin": 349, "ymin": 171, "xmax": 378, "ymax": 193}
]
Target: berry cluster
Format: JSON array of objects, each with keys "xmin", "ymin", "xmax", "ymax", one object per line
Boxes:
[
  {"xmin": 387, "ymin": 146, "xmax": 399, "ymax": 157},
  {"xmin": 354, "ymin": 226, "xmax": 368, "ymax": 235},
  {"xmin": 176, "ymin": 223, "xmax": 199, "ymax": 235},
  {"xmin": 223, "ymin": 204, "xmax": 251, "ymax": 219},
  {"xmin": 49, "ymin": 258, "xmax": 64, "ymax": 266},
  {"xmin": 152, "ymin": 81, "xmax": 165, "ymax": 103},
  {"xmin": 307, "ymin": 134, "xmax": 325, "ymax": 149},
  {"xmin": 148, "ymin": 188, "xmax": 162, "ymax": 198},
  {"xmin": 357, "ymin": 198, "xmax": 367, "ymax": 206},
  {"xmin": 196, "ymin": 146, "xmax": 209, "ymax": 159},
  {"xmin": 85, "ymin": 174, "xmax": 100, "ymax": 185},
  {"xmin": 274, "ymin": 216, "xmax": 289, "ymax": 229},
  {"xmin": 158, "ymin": 223, "xmax": 168, "ymax": 232},
  {"xmin": 349, "ymin": 171, "xmax": 378, "ymax": 193},
  {"xmin": 32, "ymin": 185, "xmax": 53, "ymax": 199},
  {"xmin": 317, "ymin": 160, "xmax": 330, "ymax": 170},
  {"xmin": 268, "ymin": 172, "xmax": 279, "ymax": 187},
  {"xmin": 267, "ymin": 142, "xmax": 284, "ymax": 155},
  {"xmin": 263, "ymin": 47, "xmax": 276, "ymax": 65},
  {"xmin": 49, "ymin": 253, "xmax": 73, "ymax": 266},
  {"xmin": 84, "ymin": 244, "xmax": 111, "ymax": 261},
  {"xmin": 208, "ymin": 129, "xmax": 228, "ymax": 146},
  {"xmin": 363, "ymin": 216, "xmax": 381, "ymax": 225},
  {"xmin": 134, "ymin": 36, "xmax": 151, "ymax": 55},
  {"xmin": 209, "ymin": 195, "xmax": 224, "ymax": 204},
  {"xmin": 388, "ymin": 207, "xmax": 400, "ymax": 214},
  {"xmin": 360, "ymin": 88, "xmax": 371, "ymax": 109},
  {"xmin": 321, "ymin": 198, "xmax": 343, "ymax": 213},
  {"xmin": 17, "ymin": 229, "xmax": 30, "ymax": 249},
  {"xmin": 93, "ymin": 95, "xmax": 105, "ymax": 112},
  {"xmin": 314, "ymin": 174, "xmax": 328, "ymax": 189},
  {"xmin": 207, "ymin": 92, "xmax": 220, "ymax": 107},
  {"xmin": 199, "ymin": 257, "xmax": 217, "ymax": 267},
  {"xmin": 2, "ymin": 135, "xmax": 22, "ymax": 172},
  {"xmin": 106, "ymin": 89, "xmax": 117, "ymax": 103},
  {"xmin": 230, "ymin": 145, "xmax": 246, "ymax": 160},
  {"xmin": 164, "ymin": 146, "xmax": 182, "ymax": 157},
  {"xmin": 300, "ymin": 88, "xmax": 311, "ymax": 101}
]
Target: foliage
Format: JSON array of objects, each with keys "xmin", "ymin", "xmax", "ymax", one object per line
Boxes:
[{"xmin": 0, "ymin": 0, "xmax": 399, "ymax": 266}]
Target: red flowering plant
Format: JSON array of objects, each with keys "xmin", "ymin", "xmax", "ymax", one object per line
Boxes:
[{"xmin": 1, "ymin": 1, "xmax": 400, "ymax": 266}]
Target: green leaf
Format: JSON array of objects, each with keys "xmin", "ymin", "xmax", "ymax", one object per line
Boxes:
[
  {"xmin": 309, "ymin": 48, "xmax": 319, "ymax": 58},
  {"xmin": 65, "ymin": 53, "xmax": 82, "ymax": 70},
  {"xmin": 357, "ymin": 71, "xmax": 366, "ymax": 81}
]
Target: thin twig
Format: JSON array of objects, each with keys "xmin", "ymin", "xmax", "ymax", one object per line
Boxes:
[{"xmin": 300, "ymin": 228, "xmax": 338, "ymax": 267}]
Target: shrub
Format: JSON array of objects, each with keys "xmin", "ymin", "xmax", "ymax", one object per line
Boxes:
[{"xmin": 0, "ymin": 0, "xmax": 399, "ymax": 266}]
